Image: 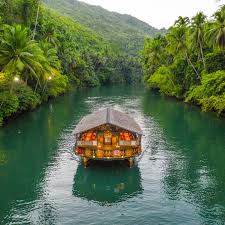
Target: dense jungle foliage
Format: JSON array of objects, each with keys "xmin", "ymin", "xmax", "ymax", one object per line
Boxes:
[
  {"xmin": 142, "ymin": 5, "xmax": 225, "ymax": 116},
  {"xmin": 44, "ymin": 0, "xmax": 164, "ymax": 56},
  {"xmin": 0, "ymin": 0, "xmax": 151, "ymax": 126}
]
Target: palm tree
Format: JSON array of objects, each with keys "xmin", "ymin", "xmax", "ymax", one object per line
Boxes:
[
  {"xmin": 190, "ymin": 12, "xmax": 207, "ymax": 69},
  {"xmin": 42, "ymin": 23, "xmax": 59, "ymax": 47},
  {"xmin": 167, "ymin": 26, "xmax": 200, "ymax": 79},
  {"xmin": 207, "ymin": 6, "xmax": 225, "ymax": 50},
  {"xmin": 39, "ymin": 40, "xmax": 61, "ymax": 89},
  {"xmin": 39, "ymin": 41, "xmax": 61, "ymax": 70},
  {"xmin": 174, "ymin": 16, "xmax": 190, "ymax": 27},
  {"xmin": 32, "ymin": 0, "xmax": 41, "ymax": 40},
  {"xmin": 144, "ymin": 36, "xmax": 165, "ymax": 75},
  {"xmin": 0, "ymin": 24, "xmax": 47, "ymax": 88}
]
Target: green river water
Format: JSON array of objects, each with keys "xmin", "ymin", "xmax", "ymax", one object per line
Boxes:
[{"xmin": 0, "ymin": 85, "xmax": 225, "ymax": 225}]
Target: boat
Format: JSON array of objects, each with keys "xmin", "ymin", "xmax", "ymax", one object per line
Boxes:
[{"xmin": 73, "ymin": 108, "xmax": 142, "ymax": 167}]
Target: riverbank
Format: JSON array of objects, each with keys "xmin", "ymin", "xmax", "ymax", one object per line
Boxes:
[
  {"xmin": 149, "ymin": 87, "xmax": 225, "ymax": 118},
  {"xmin": 142, "ymin": 6, "xmax": 225, "ymax": 118},
  {"xmin": 0, "ymin": 1, "xmax": 142, "ymax": 127},
  {"xmin": 1, "ymin": 80, "xmax": 224, "ymax": 128},
  {"xmin": 143, "ymin": 64, "xmax": 225, "ymax": 118}
]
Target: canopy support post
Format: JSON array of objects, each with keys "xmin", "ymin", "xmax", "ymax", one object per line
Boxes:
[
  {"xmin": 83, "ymin": 157, "xmax": 90, "ymax": 168},
  {"xmin": 127, "ymin": 157, "xmax": 134, "ymax": 168}
]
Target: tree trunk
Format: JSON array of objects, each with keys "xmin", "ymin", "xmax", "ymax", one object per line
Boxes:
[
  {"xmin": 34, "ymin": 80, "xmax": 39, "ymax": 93},
  {"xmin": 185, "ymin": 51, "xmax": 201, "ymax": 80},
  {"xmin": 10, "ymin": 81, "xmax": 14, "ymax": 94},
  {"xmin": 166, "ymin": 74, "xmax": 176, "ymax": 88},
  {"xmin": 41, "ymin": 81, "xmax": 48, "ymax": 95},
  {"xmin": 32, "ymin": 0, "xmax": 41, "ymax": 40},
  {"xmin": 199, "ymin": 41, "xmax": 206, "ymax": 70}
]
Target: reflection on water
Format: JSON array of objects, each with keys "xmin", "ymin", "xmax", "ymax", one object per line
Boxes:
[
  {"xmin": 73, "ymin": 162, "xmax": 142, "ymax": 205},
  {"xmin": 0, "ymin": 85, "xmax": 225, "ymax": 224},
  {"xmin": 143, "ymin": 91, "xmax": 225, "ymax": 224}
]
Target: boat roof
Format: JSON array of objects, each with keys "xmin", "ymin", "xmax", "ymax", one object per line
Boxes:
[{"xmin": 73, "ymin": 108, "xmax": 142, "ymax": 135}]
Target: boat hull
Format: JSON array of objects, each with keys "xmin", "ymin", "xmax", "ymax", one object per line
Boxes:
[
  {"xmin": 80, "ymin": 156, "xmax": 137, "ymax": 167},
  {"xmin": 74, "ymin": 145, "xmax": 142, "ymax": 167}
]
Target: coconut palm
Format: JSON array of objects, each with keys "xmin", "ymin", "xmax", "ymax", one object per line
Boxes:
[
  {"xmin": 145, "ymin": 36, "xmax": 166, "ymax": 75},
  {"xmin": 42, "ymin": 23, "xmax": 59, "ymax": 47},
  {"xmin": 174, "ymin": 16, "xmax": 190, "ymax": 27},
  {"xmin": 32, "ymin": 0, "xmax": 41, "ymax": 40},
  {"xmin": 190, "ymin": 12, "xmax": 207, "ymax": 69},
  {"xmin": 0, "ymin": 24, "xmax": 47, "ymax": 87},
  {"xmin": 38, "ymin": 40, "xmax": 62, "ymax": 93},
  {"xmin": 39, "ymin": 41, "xmax": 61, "ymax": 70},
  {"xmin": 167, "ymin": 26, "xmax": 200, "ymax": 78},
  {"xmin": 207, "ymin": 6, "xmax": 225, "ymax": 50}
]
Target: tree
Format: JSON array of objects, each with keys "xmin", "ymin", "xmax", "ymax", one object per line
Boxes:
[
  {"xmin": 42, "ymin": 22, "xmax": 58, "ymax": 47},
  {"xmin": 32, "ymin": 0, "xmax": 41, "ymax": 40},
  {"xmin": 39, "ymin": 41, "xmax": 61, "ymax": 70},
  {"xmin": 142, "ymin": 36, "xmax": 166, "ymax": 81},
  {"xmin": 190, "ymin": 12, "xmax": 207, "ymax": 69},
  {"xmin": 167, "ymin": 26, "xmax": 200, "ymax": 79},
  {"xmin": 0, "ymin": 24, "xmax": 47, "ymax": 87},
  {"xmin": 207, "ymin": 5, "xmax": 225, "ymax": 50},
  {"xmin": 174, "ymin": 16, "xmax": 190, "ymax": 27}
]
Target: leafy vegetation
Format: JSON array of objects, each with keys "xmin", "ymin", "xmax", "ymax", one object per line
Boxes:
[
  {"xmin": 44, "ymin": 0, "xmax": 164, "ymax": 56},
  {"xmin": 0, "ymin": 0, "xmax": 151, "ymax": 126},
  {"xmin": 142, "ymin": 6, "xmax": 225, "ymax": 116}
]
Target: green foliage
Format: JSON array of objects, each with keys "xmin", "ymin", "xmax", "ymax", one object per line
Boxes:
[
  {"xmin": 43, "ymin": 0, "xmax": 163, "ymax": 56},
  {"xmin": 14, "ymin": 83, "xmax": 41, "ymax": 111},
  {"xmin": 37, "ymin": 7, "xmax": 142, "ymax": 87},
  {"xmin": 0, "ymin": 76, "xmax": 41, "ymax": 125},
  {"xmin": 0, "ymin": 91, "xmax": 19, "ymax": 119},
  {"xmin": 0, "ymin": 24, "xmax": 47, "ymax": 87},
  {"xmin": 0, "ymin": 0, "xmax": 38, "ymax": 26},
  {"xmin": 207, "ymin": 5, "xmax": 225, "ymax": 50},
  {"xmin": 148, "ymin": 66, "xmax": 182, "ymax": 97},
  {"xmin": 200, "ymin": 95, "xmax": 225, "ymax": 115},
  {"xmin": 142, "ymin": 35, "xmax": 167, "ymax": 81},
  {"xmin": 45, "ymin": 74, "xmax": 69, "ymax": 98},
  {"xmin": 39, "ymin": 41, "xmax": 61, "ymax": 70},
  {"xmin": 0, "ymin": 0, "xmax": 147, "ymax": 125},
  {"xmin": 185, "ymin": 71, "xmax": 225, "ymax": 115},
  {"xmin": 142, "ymin": 5, "xmax": 225, "ymax": 117},
  {"xmin": 205, "ymin": 52, "xmax": 225, "ymax": 73}
]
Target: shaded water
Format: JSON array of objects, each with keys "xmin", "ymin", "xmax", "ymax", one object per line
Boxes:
[{"xmin": 0, "ymin": 85, "xmax": 225, "ymax": 225}]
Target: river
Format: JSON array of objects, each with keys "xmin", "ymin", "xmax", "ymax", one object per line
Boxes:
[{"xmin": 0, "ymin": 85, "xmax": 225, "ymax": 225}]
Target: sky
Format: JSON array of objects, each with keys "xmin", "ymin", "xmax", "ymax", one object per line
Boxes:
[{"xmin": 80, "ymin": 0, "xmax": 225, "ymax": 29}]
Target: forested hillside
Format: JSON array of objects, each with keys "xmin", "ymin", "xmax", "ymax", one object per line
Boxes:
[
  {"xmin": 142, "ymin": 6, "xmax": 225, "ymax": 116},
  {"xmin": 44, "ymin": 0, "xmax": 163, "ymax": 55},
  {"xmin": 0, "ymin": 0, "xmax": 144, "ymax": 126}
]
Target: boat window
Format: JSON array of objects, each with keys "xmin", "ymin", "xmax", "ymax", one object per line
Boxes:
[
  {"xmin": 104, "ymin": 131, "xmax": 112, "ymax": 145},
  {"xmin": 120, "ymin": 132, "xmax": 134, "ymax": 141},
  {"xmin": 104, "ymin": 137, "xmax": 112, "ymax": 144},
  {"xmin": 82, "ymin": 132, "xmax": 96, "ymax": 141}
]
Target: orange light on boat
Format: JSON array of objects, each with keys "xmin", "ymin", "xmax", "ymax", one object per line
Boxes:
[{"xmin": 77, "ymin": 147, "xmax": 83, "ymax": 155}]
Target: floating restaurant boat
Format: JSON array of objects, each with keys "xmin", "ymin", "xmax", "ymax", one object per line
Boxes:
[{"xmin": 73, "ymin": 108, "xmax": 142, "ymax": 167}]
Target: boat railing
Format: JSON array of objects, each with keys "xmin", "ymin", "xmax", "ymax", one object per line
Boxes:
[
  {"xmin": 77, "ymin": 140, "xmax": 97, "ymax": 146},
  {"xmin": 119, "ymin": 140, "xmax": 138, "ymax": 146},
  {"xmin": 77, "ymin": 140, "xmax": 139, "ymax": 147}
]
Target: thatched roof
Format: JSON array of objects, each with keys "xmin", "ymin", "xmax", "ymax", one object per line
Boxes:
[{"xmin": 73, "ymin": 108, "xmax": 142, "ymax": 135}]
